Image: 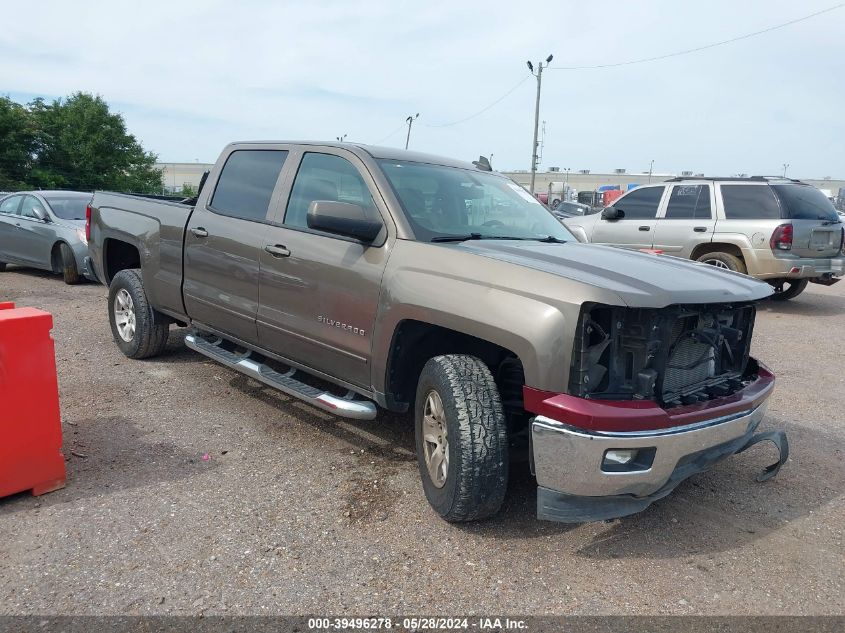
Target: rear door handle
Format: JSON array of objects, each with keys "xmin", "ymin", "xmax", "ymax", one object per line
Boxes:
[
  {"xmin": 638, "ymin": 226, "xmax": 651, "ymax": 231},
  {"xmin": 693, "ymin": 226, "xmax": 708, "ymax": 233},
  {"xmin": 264, "ymin": 244, "xmax": 291, "ymax": 258},
  {"xmin": 190, "ymin": 227, "xmax": 208, "ymax": 238}
]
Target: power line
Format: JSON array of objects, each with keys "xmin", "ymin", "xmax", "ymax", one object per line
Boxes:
[
  {"xmin": 549, "ymin": 2, "xmax": 845, "ymax": 70},
  {"xmin": 423, "ymin": 75, "xmax": 531, "ymax": 128},
  {"xmin": 372, "ymin": 121, "xmax": 408, "ymax": 145}
]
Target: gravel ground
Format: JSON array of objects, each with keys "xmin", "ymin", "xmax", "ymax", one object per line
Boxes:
[{"xmin": 0, "ymin": 266, "xmax": 842, "ymax": 616}]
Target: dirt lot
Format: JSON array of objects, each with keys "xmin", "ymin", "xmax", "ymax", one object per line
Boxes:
[{"xmin": 0, "ymin": 266, "xmax": 843, "ymax": 616}]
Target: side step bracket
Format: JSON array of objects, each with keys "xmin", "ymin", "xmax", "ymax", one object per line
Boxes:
[{"xmin": 184, "ymin": 333, "xmax": 377, "ymax": 420}]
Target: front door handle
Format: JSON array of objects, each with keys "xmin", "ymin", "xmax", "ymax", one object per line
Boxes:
[
  {"xmin": 264, "ymin": 244, "xmax": 291, "ymax": 258},
  {"xmin": 638, "ymin": 225, "xmax": 651, "ymax": 231},
  {"xmin": 190, "ymin": 227, "xmax": 209, "ymax": 238},
  {"xmin": 693, "ymin": 226, "xmax": 708, "ymax": 233}
]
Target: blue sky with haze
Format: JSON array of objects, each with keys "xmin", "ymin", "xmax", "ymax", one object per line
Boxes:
[{"xmin": 1, "ymin": 0, "xmax": 842, "ymax": 177}]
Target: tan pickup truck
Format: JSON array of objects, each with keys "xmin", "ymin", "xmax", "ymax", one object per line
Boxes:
[{"xmin": 86, "ymin": 142, "xmax": 787, "ymax": 523}]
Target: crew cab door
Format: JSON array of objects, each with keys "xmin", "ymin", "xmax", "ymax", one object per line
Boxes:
[
  {"xmin": 591, "ymin": 185, "xmax": 666, "ymax": 249},
  {"xmin": 12, "ymin": 196, "xmax": 53, "ymax": 267},
  {"xmin": 257, "ymin": 148, "xmax": 391, "ymax": 389},
  {"xmin": 652, "ymin": 184, "xmax": 716, "ymax": 258},
  {"xmin": 183, "ymin": 148, "xmax": 289, "ymax": 345}
]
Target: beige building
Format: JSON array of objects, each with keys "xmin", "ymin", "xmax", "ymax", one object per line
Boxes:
[{"xmin": 155, "ymin": 162, "xmax": 844, "ymax": 199}]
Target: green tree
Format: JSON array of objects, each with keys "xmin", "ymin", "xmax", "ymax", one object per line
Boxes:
[
  {"xmin": 0, "ymin": 96, "xmax": 37, "ymax": 190},
  {"xmin": 29, "ymin": 92, "xmax": 162, "ymax": 193}
]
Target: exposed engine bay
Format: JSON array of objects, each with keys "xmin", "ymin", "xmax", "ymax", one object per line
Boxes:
[{"xmin": 569, "ymin": 302, "xmax": 758, "ymax": 407}]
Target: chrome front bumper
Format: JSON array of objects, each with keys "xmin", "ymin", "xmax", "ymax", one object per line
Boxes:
[{"xmin": 532, "ymin": 400, "xmax": 768, "ymax": 500}]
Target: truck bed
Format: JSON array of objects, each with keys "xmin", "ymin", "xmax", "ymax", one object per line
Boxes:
[{"xmin": 88, "ymin": 191, "xmax": 194, "ymax": 320}]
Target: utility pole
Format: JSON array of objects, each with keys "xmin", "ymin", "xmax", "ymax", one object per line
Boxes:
[
  {"xmin": 648, "ymin": 159, "xmax": 655, "ymax": 183},
  {"xmin": 782, "ymin": 163, "xmax": 789, "ymax": 178},
  {"xmin": 527, "ymin": 54, "xmax": 553, "ymax": 195},
  {"xmin": 405, "ymin": 113, "xmax": 419, "ymax": 150}
]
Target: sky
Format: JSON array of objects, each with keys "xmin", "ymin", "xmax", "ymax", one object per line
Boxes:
[{"xmin": 1, "ymin": 0, "xmax": 843, "ymax": 178}]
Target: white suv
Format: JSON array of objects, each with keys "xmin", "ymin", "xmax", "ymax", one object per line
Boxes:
[{"xmin": 563, "ymin": 177, "xmax": 845, "ymax": 300}]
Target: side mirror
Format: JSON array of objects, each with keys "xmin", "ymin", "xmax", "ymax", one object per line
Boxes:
[
  {"xmin": 33, "ymin": 207, "xmax": 50, "ymax": 222},
  {"xmin": 601, "ymin": 206, "xmax": 624, "ymax": 221},
  {"xmin": 307, "ymin": 200, "xmax": 382, "ymax": 242}
]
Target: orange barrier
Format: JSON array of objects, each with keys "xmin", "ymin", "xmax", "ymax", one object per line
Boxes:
[{"xmin": 0, "ymin": 302, "xmax": 66, "ymax": 497}]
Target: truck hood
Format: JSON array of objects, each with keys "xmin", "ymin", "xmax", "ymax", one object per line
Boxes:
[{"xmin": 453, "ymin": 240, "xmax": 773, "ymax": 307}]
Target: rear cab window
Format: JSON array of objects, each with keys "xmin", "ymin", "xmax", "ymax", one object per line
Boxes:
[
  {"xmin": 210, "ymin": 150, "xmax": 289, "ymax": 222},
  {"xmin": 720, "ymin": 185, "xmax": 781, "ymax": 220}
]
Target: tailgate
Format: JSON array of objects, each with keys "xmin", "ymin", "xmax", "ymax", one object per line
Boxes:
[{"xmin": 790, "ymin": 219, "xmax": 843, "ymax": 258}]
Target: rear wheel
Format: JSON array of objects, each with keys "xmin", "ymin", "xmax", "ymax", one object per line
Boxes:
[
  {"xmin": 414, "ymin": 354, "xmax": 509, "ymax": 522},
  {"xmin": 0, "ymin": 262, "xmax": 6, "ymax": 272},
  {"xmin": 108, "ymin": 269, "xmax": 170, "ymax": 359},
  {"xmin": 769, "ymin": 278, "xmax": 808, "ymax": 301},
  {"xmin": 696, "ymin": 251, "xmax": 747, "ymax": 274},
  {"xmin": 58, "ymin": 243, "xmax": 80, "ymax": 284}
]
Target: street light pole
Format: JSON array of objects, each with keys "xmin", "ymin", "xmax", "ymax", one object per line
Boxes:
[
  {"xmin": 405, "ymin": 113, "xmax": 419, "ymax": 150},
  {"xmin": 528, "ymin": 54, "xmax": 553, "ymax": 196},
  {"xmin": 782, "ymin": 163, "xmax": 789, "ymax": 178},
  {"xmin": 648, "ymin": 159, "xmax": 655, "ymax": 183},
  {"xmin": 336, "ymin": 134, "xmax": 347, "ymax": 142}
]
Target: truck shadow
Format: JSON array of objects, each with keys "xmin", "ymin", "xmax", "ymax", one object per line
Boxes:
[
  {"xmin": 0, "ymin": 415, "xmax": 217, "ymax": 515},
  {"xmin": 759, "ymin": 291, "xmax": 845, "ymax": 317},
  {"xmin": 220, "ymin": 375, "xmax": 843, "ymax": 550}
]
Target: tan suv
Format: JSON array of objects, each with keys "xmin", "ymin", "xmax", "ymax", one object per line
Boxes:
[{"xmin": 564, "ymin": 177, "xmax": 845, "ymax": 300}]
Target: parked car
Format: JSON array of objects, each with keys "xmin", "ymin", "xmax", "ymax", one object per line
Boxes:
[
  {"xmin": 0, "ymin": 190, "xmax": 92, "ymax": 283},
  {"xmin": 563, "ymin": 177, "xmax": 845, "ymax": 301},
  {"xmin": 87, "ymin": 142, "xmax": 783, "ymax": 524},
  {"xmin": 552, "ymin": 200, "xmax": 592, "ymax": 217}
]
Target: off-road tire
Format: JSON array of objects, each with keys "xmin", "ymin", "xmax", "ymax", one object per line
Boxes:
[
  {"xmin": 59, "ymin": 243, "xmax": 80, "ymax": 284},
  {"xmin": 108, "ymin": 268, "xmax": 170, "ymax": 359},
  {"xmin": 696, "ymin": 251, "xmax": 747, "ymax": 274},
  {"xmin": 769, "ymin": 278, "xmax": 808, "ymax": 301},
  {"xmin": 414, "ymin": 354, "xmax": 509, "ymax": 522}
]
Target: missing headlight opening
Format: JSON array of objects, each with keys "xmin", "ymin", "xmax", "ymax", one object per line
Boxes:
[{"xmin": 569, "ymin": 302, "xmax": 757, "ymax": 407}]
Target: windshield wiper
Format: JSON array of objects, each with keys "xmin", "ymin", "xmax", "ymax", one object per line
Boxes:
[
  {"xmin": 532, "ymin": 235, "xmax": 567, "ymax": 243},
  {"xmin": 430, "ymin": 234, "xmax": 542, "ymax": 243}
]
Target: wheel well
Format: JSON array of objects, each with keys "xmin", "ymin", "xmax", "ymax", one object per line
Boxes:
[
  {"xmin": 690, "ymin": 242, "xmax": 744, "ymax": 262},
  {"xmin": 104, "ymin": 239, "xmax": 141, "ymax": 283},
  {"xmin": 50, "ymin": 241, "xmax": 68, "ymax": 273},
  {"xmin": 385, "ymin": 320, "xmax": 525, "ymax": 416}
]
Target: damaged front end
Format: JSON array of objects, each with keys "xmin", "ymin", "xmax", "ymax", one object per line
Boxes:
[
  {"xmin": 526, "ymin": 301, "xmax": 788, "ymax": 523},
  {"xmin": 569, "ymin": 302, "xmax": 758, "ymax": 407}
]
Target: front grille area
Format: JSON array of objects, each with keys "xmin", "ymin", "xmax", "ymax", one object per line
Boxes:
[{"xmin": 569, "ymin": 302, "xmax": 757, "ymax": 407}]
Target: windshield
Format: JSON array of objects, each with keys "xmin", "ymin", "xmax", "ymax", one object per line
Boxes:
[
  {"xmin": 772, "ymin": 185, "xmax": 839, "ymax": 222},
  {"xmin": 378, "ymin": 160, "xmax": 574, "ymax": 242},
  {"xmin": 46, "ymin": 196, "xmax": 90, "ymax": 220}
]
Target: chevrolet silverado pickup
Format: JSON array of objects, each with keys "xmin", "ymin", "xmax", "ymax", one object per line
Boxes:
[{"xmin": 86, "ymin": 141, "xmax": 787, "ymax": 523}]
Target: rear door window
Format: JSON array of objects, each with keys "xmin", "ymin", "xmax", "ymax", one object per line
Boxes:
[
  {"xmin": 0, "ymin": 195, "xmax": 22, "ymax": 215},
  {"xmin": 614, "ymin": 186, "xmax": 665, "ymax": 219},
  {"xmin": 210, "ymin": 150, "xmax": 288, "ymax": 222},
  {"xmin": 665, "ymin": 185, "xmax": 711, "ymax": 219},
  {"xmin": 721, "ymin": 185, "xmax": 781, "ymax": 220},
  {"xmin": 771, "ymin": 185, "xmax": 839, "ymax": 221}
]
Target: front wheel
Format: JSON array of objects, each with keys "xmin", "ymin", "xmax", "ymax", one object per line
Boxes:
[
  {"xmin": 414, "ymin": 354, "xmax": 509, "ymax": 522},
  {"xmin": 769, "ymin": 278, "xmax": 808, "ymax": 301},
  {"xmin": 108, "ymin": 269, "xmax": 170, "ymax": 359}
]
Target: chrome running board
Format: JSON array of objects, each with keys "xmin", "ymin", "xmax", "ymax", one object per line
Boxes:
[{"xmin": 184, "ymin": 333, "xmax": 377, "ymax": 420}]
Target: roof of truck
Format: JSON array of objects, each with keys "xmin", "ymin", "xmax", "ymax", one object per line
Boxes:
[{"xmin": 230, "ymin": 141, "xmax": 479, "ymax": 171}]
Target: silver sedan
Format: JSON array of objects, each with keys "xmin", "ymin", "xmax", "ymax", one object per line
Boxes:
[{"xmin": 0, "ymin": 190, "xmax": 92, "ymax": 284}]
